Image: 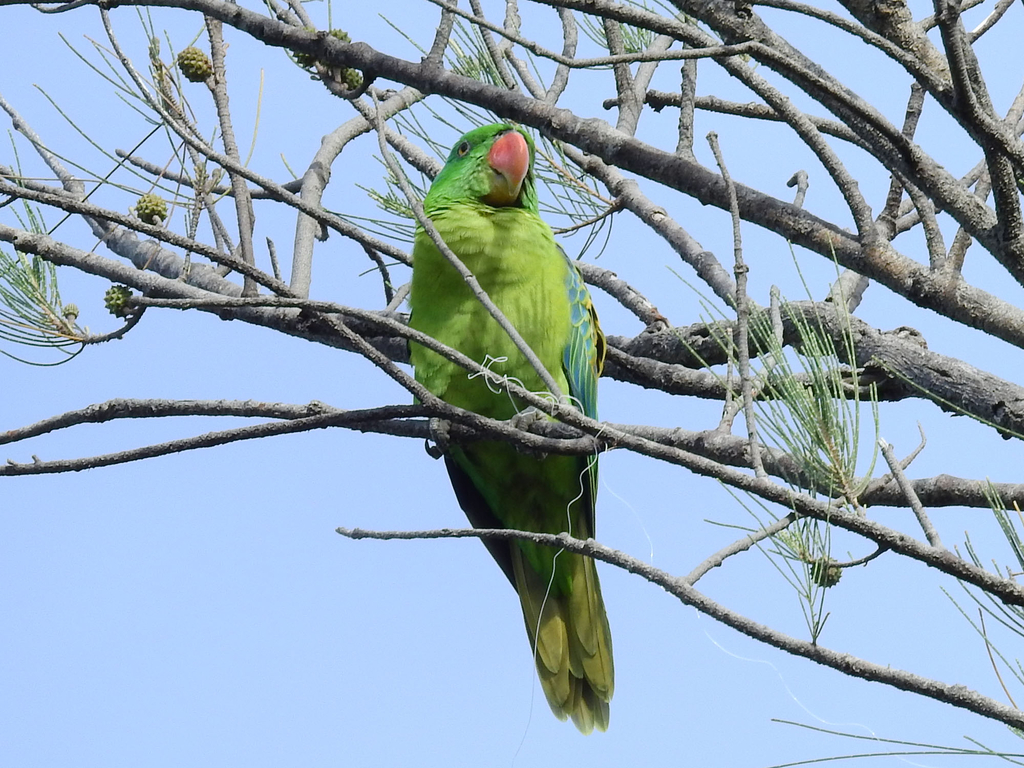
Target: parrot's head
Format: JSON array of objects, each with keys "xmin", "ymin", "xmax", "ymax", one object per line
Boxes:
[{"xmin": 427, "ymin": 123, "xmax": 538, "ymax": 212}]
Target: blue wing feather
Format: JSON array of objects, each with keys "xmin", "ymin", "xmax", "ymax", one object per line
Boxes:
[
  {"xmin": 561, "ymin": 251, "xmax": 604, "ymax": 533},
  {"xmin": 561, "ymin": 252, "xmax": 604, "ymax": 420}
]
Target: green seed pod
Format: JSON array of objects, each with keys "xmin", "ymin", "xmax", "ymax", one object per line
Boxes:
[
  {"xmin": 104, "ymin": 286, "xmax": 134, "ymax": 319},
  {"xmin": 294, "ymin": 27, "xmax": 318, "ymax": 68},
  {"xmin": 62, "ymin": 303, "xmax": 80, "ymax": 323},
  {"xmin": 327, "ymin": 30, "xmax": 360, "ymax": 90},
  {"xmin": 294, "ymin": 50, "xmax": 316, "ymax": 68},
  {"xmin": 340, "ymin": 67, "xmax": 363, "ymax": 91},
  {"xmin": 810, "ymin": 558, "xmax": 842, "ymax": 588},
  {"xmin": 295, "ymin": 28, "xmax": 354, "ymax": 72},
  {"xmin": 135, "ymin": 193, "xmax": 168, "ymax": 226},
  {"xmin": 177, "ymin": 46, "xmax": 213, "ymax": 82}
]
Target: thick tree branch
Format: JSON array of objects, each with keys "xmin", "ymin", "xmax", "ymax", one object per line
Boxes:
[{"xmin": 41, "ymin": 0, "xmax": 1020, "ymax": 352}]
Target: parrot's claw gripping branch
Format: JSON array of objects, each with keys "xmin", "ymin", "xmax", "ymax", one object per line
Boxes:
[
  {"xmin": 510, "ymin": 407, "xmax": 546, "ymax": 432},
  {"xmin": 425, "ymin": 417, "xmax": 451, "ymax": 459},
  {"xmin": 508, "ymin": 407, "xmax": 551, "ymax": 458}
]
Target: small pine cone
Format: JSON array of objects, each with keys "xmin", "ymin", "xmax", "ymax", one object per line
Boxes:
[
  {"xmin": 104, "ymin": 286, "xmax": 134, "ymax": 318},
  {"xmin": 296, "ymin": 28, "xmax": 353, "ymax": 71},
  {"xmin": 62, "ymin": 303, "xmax": 80, "ymax": 323},
  {"xmin": 340, "ymin": 67, "xmax": 363, "ymax": 91},
  {"xmin": 327, "ymin": 30, "xmax": 360, "ymax": 89},
  {"xmin": 177, "ymin": 47, "xmax": 213, "ymax": 82},
  {"xmin": 294, "ymin": 50, "xmax": 316, "ymax": 68},
  {"xmin": 135, "ymin": 193, "xmax": 168, "ymax": 226},
  {"xmin": 294, "ymin": 27, "xmax": 318, "ymax": 68},
  {"xmin": 810, "ymin": 558, "xmax": 842, "ymax": 588}
]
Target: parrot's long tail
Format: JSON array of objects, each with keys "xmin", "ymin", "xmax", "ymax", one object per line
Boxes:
[{"xmin": 511, "ymin": 545, "xmax": 614, "ymax": 734}]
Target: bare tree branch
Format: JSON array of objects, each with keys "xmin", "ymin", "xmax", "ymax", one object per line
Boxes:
[{"xmin": 336, "ymin": 524, "xmax": 1024, "ymax": 730}]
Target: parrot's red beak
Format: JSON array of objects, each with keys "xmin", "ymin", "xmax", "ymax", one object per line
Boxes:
[{"xmin": 484, "ymin": 130, "xmax": 530, "ymax": 206}]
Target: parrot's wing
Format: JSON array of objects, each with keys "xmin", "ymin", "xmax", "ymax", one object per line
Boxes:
[
  {"xmin": 561, "ymin": 251, "xmax": 605, "ymax": 534},
  {"xmin": 561, "ymin": 252, "xmax": 605, "ymax": 421}
]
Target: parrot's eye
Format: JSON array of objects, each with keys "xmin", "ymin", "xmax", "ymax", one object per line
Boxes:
[{"xmin": 457, "ymin": 141, "xmax": 471, "ymax": 157}]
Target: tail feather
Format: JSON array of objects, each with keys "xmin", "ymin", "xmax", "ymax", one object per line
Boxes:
[
  {"xmin": 571, "ymin": 554, "xmax": 614, "ymax": 699},
  {"xmin": 510, "ymin": 545, "xmax": 614, "ymax": 733},
  {"xmin": 511, "ymin": 550, "xmax": 567, "ymax": 677},
  {"xmin": 574, "ymin": 681, "xmax": 610, "ymax": 734}
]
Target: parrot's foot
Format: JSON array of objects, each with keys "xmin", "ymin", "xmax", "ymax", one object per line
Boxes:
[
  {"xmin": 425, "ymin": 417, "xmax": 451, "ymax": 460},
  {"xmin": 641, "ymin": 310, "xmax": 670, "ymax": 334},
  {"xmin": 510, "ymin": 407, "xmax": 546, "ymax": 432},
  {"xmin": 509, "ymin": 408, "xmax": 549, "ymax": 458}
]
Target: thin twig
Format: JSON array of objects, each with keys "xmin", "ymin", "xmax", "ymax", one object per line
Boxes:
[
  {"xmin": 979, "ymin": 611, "xmax": 1019, "ymax": 709},
  {"xmin": 878, "ymin": 437, "xmax": 943, "ymax": 548},
  {"xmin": 545, "ymin": 7, "xmax": 576, "ymax": 103},
  {"xmin": 550, "ymin": 198, "xmax": 622, "ymax": 235},
  {"xmin": 969, "ymin": 0, "xmax": 1016, "ymax": 42},
  {"xmin": 686, "ymin": 513, "xmax": 798, "ymax": 584},
  {"xmin": 708, "ymin": 131, "xmax": 764, "ymax": 478},
  {"xmin": 362, "ymin": 243, "xmax": 395, "ymax": 305},
  {"xmin": 787, "ymin": 170, "xmax": 808, "ymax": 208},
  {"xmin": 676, "ymin": 56, "xmax": 697, "ymax": 158},
  {"xmin": 81, "ymin": 307, "xmax": 146, "ymax": 344},
  {"xmin": 98, "ymin": 9, "xmax": 412, "ymax": 273},
  {"xmin": 563, "ymin": 146, "xmax": 736, "ymax": 305},
  {"xmin": 620, "ymin": 33, "xmax": 675, "ymax": 136},
  {"xmin": 115, "ymin": 151, "xmax": 302, "ymax": 197},
  {"xmin": 904, "ymin": 179, "xmax": 947, "ymax": 268},
  {"xmin": 427, "ymin": 0, "xmax": 756, "ymax": 68},
  {"xmin": 266, "ymin": 237, "xmax": 281, "ymax": 281},
  {"xmin": 2, "ymin": 406, "xmax": 427, "ymax": 474},
  {"xmin": 0, "ymin": 177, "xmax": 289, "ymax": 295},
  {"xmin": 837, "ymin": 545, "xmax": 887, "ymax": 569},
  {"xmin": 425, "ymin": 7, "xmax": 455, "ymax": 66},
  {"xmin": 468, "ymin": 0, "xmax": 517, "ymax": 89},
  {"xmin": 205, "ymin": 17, "xmax": 257, "ymax": 295},
  {"xmin": 579, "ymin": 261, "xmax": 666, "ymax": 327},
  {"xmin": 290, "ymin": 88, "xmax": 424, "ymax": 295},
  {"xmin": 603, "ymin": 92, "xmax": 860, "ymax": 144},
  {"xmin": 877, "ymin": 83, "xmax": 926, "ymax": 240}
]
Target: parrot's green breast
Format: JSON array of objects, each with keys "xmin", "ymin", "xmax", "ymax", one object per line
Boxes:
[
  {"xmin": 409, "ymin": 201, "xmax": 572, "ymax": 419},
  {"xmin": 409, "ymin": 200, "xmax": 582, "ymax": 590}
]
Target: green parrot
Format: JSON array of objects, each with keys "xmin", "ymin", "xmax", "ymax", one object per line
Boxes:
[{"xmin": 408, "ymin": 123, "xmax": 614, "ymax": 733}]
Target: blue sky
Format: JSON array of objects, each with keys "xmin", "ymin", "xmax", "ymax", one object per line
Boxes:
[{"xmin": 3, "ymin": 1, "xmax": 1024, "ymax": 765}]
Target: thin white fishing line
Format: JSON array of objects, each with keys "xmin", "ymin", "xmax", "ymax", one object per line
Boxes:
[{"xmin": 696, "ymin": 612, "xmax": 937, "ymax": 768}]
